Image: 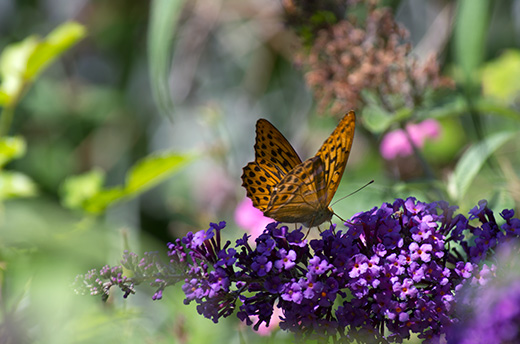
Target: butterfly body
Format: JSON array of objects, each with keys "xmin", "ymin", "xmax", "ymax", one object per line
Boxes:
[{"xmin": 242, "ymin": 111, "xmax": 355, "ymax": 227}]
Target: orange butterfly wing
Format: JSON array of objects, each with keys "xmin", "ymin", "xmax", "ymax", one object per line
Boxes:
[
  {"xmin": 241, "ymin": 119, "xmax": 302, "ymax": 212},
  {"xmin": 315, "ymin": 110, "xmax": 356, "ymax": 206},
  {"xmin": 263, "ymin": 156, "xmax": 332, "ymax": 227},
  {"xmin": 241, "ymin": 111, "xmax": 356, "ymax": 227}
]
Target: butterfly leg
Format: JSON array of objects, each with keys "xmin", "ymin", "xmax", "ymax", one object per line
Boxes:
[
  {"xmin": 303, "ymin": 226, "xmax": 313, "ymax": 239},
  {"xmin": 344, "ymin": 220, "xmax": 354, "ymax": 225},
  {"xmin": 334, "ymin": 211, "xmax": 355, "ymax": 226},
  {"xmin": 329, "ymin": 221, "xmax": 335, "ymax": 234},
  {"xmin": 297, "ymin": 223, "xmax": 313, "ymax": 240}
]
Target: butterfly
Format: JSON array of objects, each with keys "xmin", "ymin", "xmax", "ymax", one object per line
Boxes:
[{"xmin": 241, "ymin": 111, "xmax": 356, "ymax": 227}]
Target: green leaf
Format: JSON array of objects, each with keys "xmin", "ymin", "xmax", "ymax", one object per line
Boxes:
[
  {"xmin": 148, "ymin": 0, "xmax": 186, "ymax": 118},
  {"xmin": 362, "ymin": 105, "xmax": 393, "ymax": 134},
  {"xmin": 474, "ymin": 98, "xmax": 520, "ymax": 120},
  {"xmin": 25, "ymin": 21, "xmax": 87, "ymax": 79},
  {"xmin": 0, "ymin": 22, "xmax": 86, "ymax": 106},
  {"xmin": 0, "ymin": 36, "xmax": 38, "ymax": 104},
  {"xmin": 126, "ymin": 152, "xmax": 193, "ymax": 192},
  {"xmin": 60, "ymin": 169, "xmax": 105, "ymax": 210},
  {"xmin": 0, "ymin": 136, "xmax": 26, "ymax": 167},
  {"xmin": 0, "ymin": 91, "xmax": 9, "ymax": 105},
  {"xmin": 414, "ymin": 96, "xmax": 520, "ymax": 122},
  {"xmin": 415, "ymin": 96, "xmax": 468, "ymax": 121},
  {"xmin": 83, "ymin": 188, "xmax": 126, "ymax": 214},
  {"xmin": 393, "ymin": 108, "xmax": 414, "ymax": 123},
  {"xmin": 362, "ymin": 105, "xmax": 413, "ymax": 134},
  {"xmin": 62, "ymin": 151, "xmax": 196, "ymax": 214},
  {"xmin": 0, "ymin": 171, "xmax": 38, "ymax": 199},
  {"xmin": 448, "ymin": 131, "xmax": 516, "ymax": 200},
  {"xmin": 453, "ymin": 0, "xmax": 490, "ymax": 85},
  {"xmin": 481, "ymin": 50, "xmax": 520, "ymax": 103}
]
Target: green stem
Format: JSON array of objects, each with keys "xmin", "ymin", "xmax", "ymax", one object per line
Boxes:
[
  {"xmin": 400, "ymin": 122, "xmax": 436, "ymax": 180},
  {"xmin": 400, "ymin": 122, "xmax": 445, "ymax": 200},
  {"xmin": 0, "ymin": 105, "xmax": 14, "ymax": 137}
]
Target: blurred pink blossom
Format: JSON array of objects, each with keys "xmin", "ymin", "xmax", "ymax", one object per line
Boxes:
[
  {"xmin": 380, "ymin": 119, "xmax": 441, "ymax": 160},
  {"xmin": 248, "ymin": 306, "xmax": 283, "ymax": 336},
  {"xmin": 235, "ymin": 198, "xmax": 280, "ymax": 335},
  {"xmin": 234, "ymin": 198, "xmax": 274, "ymax": 240}
]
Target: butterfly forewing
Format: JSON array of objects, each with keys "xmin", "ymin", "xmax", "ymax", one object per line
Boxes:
[
  {"xmin": 315, "ymin": 111, "xmax": 356, "ymax": 205},
  {"xmin": 254, "ymin": 119, "xmax": 302, "ymax": 174}
]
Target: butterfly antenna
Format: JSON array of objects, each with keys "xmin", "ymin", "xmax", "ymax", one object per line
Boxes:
[{"xmin": 331, "ymin": 180, "xmax": 374, "ymax": 207}]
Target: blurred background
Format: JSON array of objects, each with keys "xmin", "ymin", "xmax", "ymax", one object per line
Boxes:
[{"xmin": 0, "ymin": 0, "xmax": 520, "ymax": 343}]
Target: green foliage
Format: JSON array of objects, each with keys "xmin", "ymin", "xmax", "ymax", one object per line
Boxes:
[
  {"xmin": 448, "ymin": 131, "xmax": 516, "ymax": 201},
  {"xmin": 0, "ymin": 136, "xmax": 25, "ymax": 167},
  {"xmin": 25, "ymin": 22, "xmax": 87, "ymax": 79},
  {"xmin": 0, "ymin": 171, "xmax": 37, "ymax": 199},
  {"xmin": 62, "ymin": 152, "xmax": 196, "ymax": 214},
  {"xmin": 0, "ymin": 18, "xmax": 206, "ymax": 344},
  {"xmin": 60, "ymin": 168, "xmax": 105, "ymax": 210},
  {"xmin": 148, "ymin": 0, "xmax": 186, "ymax": 118},
  {"xmin": 453, "ymin": 0, "xmax": 490, "ymax": 86},
  {"xmin": 0, "ymin": 21, "xmax": 86, "ymax": 106},
  {"xmin": 422, "ymin": 119, "xmax": 465, "ymax": 165},
  {"xmin": 0, "ymin": 1, "xmax": 519, "ymax": 343},
  {"xmin": 482, "ymin": 50, "xmax": 520, "ymax": 102},
  {"xmin": 363, "ymin": 102, "xmax": 413, "ymax": 134}
]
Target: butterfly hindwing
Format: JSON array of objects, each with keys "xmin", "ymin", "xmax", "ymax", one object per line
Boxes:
[
  {"xmin": 242, "ymin": 161, "xmax": 281, "ymax": 212},
  {"xmin": 264, "ymin": 156, "xmax": 331, "ymax": 226}
]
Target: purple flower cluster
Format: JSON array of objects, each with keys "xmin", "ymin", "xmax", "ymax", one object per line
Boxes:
[
  {"xmin": 447, "ymin": 241, "xmax": 520, "ymax": 343},
  {"xmin": 75, "ymin": 265, "xmax": 133, "ymax": 301},
  {"xmin": 75, "ymin": 198, "xmax": 520, "ymax": 343},
  {"xmin": 167, "ymin": 221, "xmax": 240, "ymax": 321},
  {"xmin": 74, "ymin": 251, "xmax": 183, "ymax": 301}
]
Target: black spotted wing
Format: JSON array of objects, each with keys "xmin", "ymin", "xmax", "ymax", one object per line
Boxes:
[{"xmin": 241, "ymin": 119, "xmax": 302, "ymax": 212}]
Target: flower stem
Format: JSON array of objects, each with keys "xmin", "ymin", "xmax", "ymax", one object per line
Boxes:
[
  {"xmin": 400, "ymin": 121, "xmax": 445, "ymax": 199},
  {"xmin": 0, "ymin": 105, "xmax": 14, "ymax": 137}
]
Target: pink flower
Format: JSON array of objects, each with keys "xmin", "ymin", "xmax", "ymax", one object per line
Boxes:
[
  {"xmin": 380, "ymin": 119, "xmax": 441, "ymax": 160},
  {"xmin": 251, "ymin": 307, "xmax": 283, "ymax": 336},
  {"xmin": 234, "ymin": 198, "xmax": 274, "ymax": 240}
]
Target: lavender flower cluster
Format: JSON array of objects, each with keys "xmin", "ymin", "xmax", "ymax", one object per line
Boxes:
[
  {"xmin": 74, "ymin": 197, "xmax": 520, "ymax": 343},
  {"xmin": 447, "ymin": 240, "xmax": 520, "ymax": 344},
  {"xmin": 74, "ymin": 251, "xmax": 183, "ymax": 302}
]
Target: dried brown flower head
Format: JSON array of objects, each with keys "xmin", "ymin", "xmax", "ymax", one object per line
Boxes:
[{"xmin": 295, "ymin": 7, "xmax": 453, "ymax": 115}]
